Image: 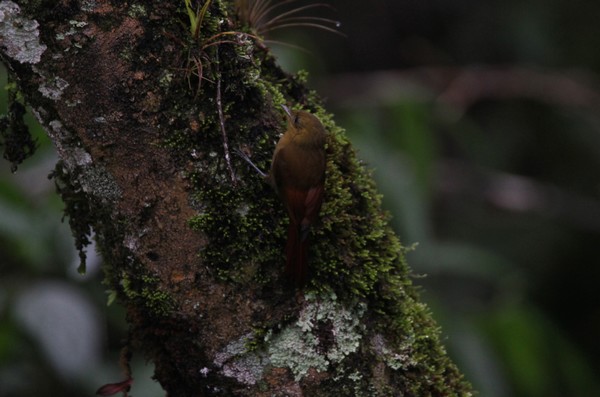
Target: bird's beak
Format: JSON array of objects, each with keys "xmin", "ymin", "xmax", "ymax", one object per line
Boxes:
[{"xmin": 281, "ymin": 104, "xmax": 292, "ymax": 120}]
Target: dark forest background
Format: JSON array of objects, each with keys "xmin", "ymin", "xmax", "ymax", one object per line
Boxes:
[{"xmin": 1, "ymin": 1, "xmax": 600, "ymax": 396}]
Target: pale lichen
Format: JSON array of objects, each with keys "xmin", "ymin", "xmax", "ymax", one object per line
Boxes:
[
  {"xmin": 55, "ymin": 20, "xmax": 88, "ymax": 41},
  {"xmin": 0, "ymin": 1, "xmax": 46, "ymax": 64},
  {"xmin": 214, "ymin": 333, "xmax": 269, "ymax": 385},
  {"xmin": 46, "ymin": 119, "xmax": 121, "ymax": 204},
  {"xmin": 371, "ymin": 333, "xmax": 418, "ymax": 371},
  {"xmin": 38, "ymin": 75, "xmax": 69, "ymax": 100},
  {"xmin": 79, "ymin": 165, "xmax": 122, "ymax": 204},
  {"xmin": 266, "ymin": 324, "xmax": 328, "ymax": 381},
  {"xmin": 267, "ymin": 292, "xmax": 366, "ymax": 381},
  {"xmin": 209, "ymin": 293, "xmax": 368, "ymax": 385},
  {"xmin": 47, "ymin": 120, "xmax": 92, "ymax": 169},
  {"xmin": 81, "ymin": 0, "xmax": 97, "ymax": 13},
  {"xmin": 127, "ymin": 4, "xmax": 147, "ymax": 18}
]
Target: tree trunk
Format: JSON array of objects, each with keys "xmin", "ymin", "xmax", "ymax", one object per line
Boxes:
[{"xmin": 0, "ymin": 1, "xmax": 473, "ymax": 395}]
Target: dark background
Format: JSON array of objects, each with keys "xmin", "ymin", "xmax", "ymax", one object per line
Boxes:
[{"xmin": 1, "ymin": 1, "xmax": 600, "ymax": 396}]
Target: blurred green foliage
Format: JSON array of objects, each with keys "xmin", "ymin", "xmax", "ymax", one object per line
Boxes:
[{"xmin": 2, "ymin": 1, "xmax": 600, "ymax": 396}]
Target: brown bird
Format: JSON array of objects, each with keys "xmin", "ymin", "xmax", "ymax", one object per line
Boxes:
[
  {"xmin": 270, "ymin": 106, "xmax": 327, "ymax": 285},
  {"xmin": 238, "ymin": 106, "xmax": 327, "ymax": 285}
]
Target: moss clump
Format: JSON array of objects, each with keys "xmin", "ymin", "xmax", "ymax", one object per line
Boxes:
[
  {"xmin": 168, "ymin": 24, "xmax": 319, "ymax": 288},
  {"xmin": 0, "ymin": 83, "xmax": 37, "ymax": 172},
  {"xmin": 120, "ymin": 270, "xmax": 175, "ymax": 316},
  {"xmin": 48, "ymin": 130, "xmax": 167, "ymax": 315},
  {"xmin": 165, "ymin": 1, "xmax": 297, "ymax": 284},
  {"xmin": 187, "ymin": 175, "xmax": 283, "ymax": 284},
  {"xmin": 50, "ymin": 161, "xmax": 94, "ymax": 274}
]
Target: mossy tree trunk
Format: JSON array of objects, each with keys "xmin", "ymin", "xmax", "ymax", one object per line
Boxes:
[{"xmin": 1, "ymin": 1, "xmax": 473, "ymax": 396}]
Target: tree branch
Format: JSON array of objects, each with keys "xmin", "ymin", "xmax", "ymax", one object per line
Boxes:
[{"xmin": 1, "ymin": 1, "xmax": 473, "ymax": 395}]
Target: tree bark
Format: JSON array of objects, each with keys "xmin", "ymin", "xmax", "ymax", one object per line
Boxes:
[{"xmin": 1, "ymin": 1, "xmax": 473, "ymax": 396}]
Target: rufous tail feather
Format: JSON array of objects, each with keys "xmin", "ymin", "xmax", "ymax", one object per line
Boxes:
[{"xmin": 285, "ymin": 223, "xmax": 309, "ymax": 286}]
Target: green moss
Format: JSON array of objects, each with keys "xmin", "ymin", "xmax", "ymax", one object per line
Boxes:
[
  {"xmin": 187, "ymin": 177, "xmax": 283, "ymax": 283},
  {"xmin": 175, "ymin": 0, "xmax": 409, "ymax": 318},
  {"xmin": 50, "ymin": 161, "xmax": 93, "ymax": 274},
  {"xmin": 0, "ymin": 81, "xmax": 37, "ymax": 172},
  {"xmin": 120, "ymin": 270, "xmax": 174, "ymax": 316},
  {"xmin": 164, "ymin": 4, "xmax": 292, "ymax": 283},
  {"xmin": 295, "ymin": 69, "xmax": 310, "ymax": 84},
  {"xmin": 161, "ymin": 1, "xmax": 472, "ymax": 393}
]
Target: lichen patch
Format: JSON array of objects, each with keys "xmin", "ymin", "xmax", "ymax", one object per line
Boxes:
[{"xmin": 0, "ymin": 1, "xmax": 47, "ymax": 64}]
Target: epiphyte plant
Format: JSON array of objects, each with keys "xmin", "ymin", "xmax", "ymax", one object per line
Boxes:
[
  {"xmin": 235, "ymin": 0, "xmax": 343, "ymax": 41},
  {"xmin": 183, "ymin": 0, "xmax": 256, "ymax": 91}
]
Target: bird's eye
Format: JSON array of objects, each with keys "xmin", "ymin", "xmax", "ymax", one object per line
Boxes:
[{"xmin": 293, "ymin": 113, "xmax": 300, "ymax": 125}]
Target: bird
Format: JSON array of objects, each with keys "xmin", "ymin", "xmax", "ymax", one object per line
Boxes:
[
  {"xmin": 270, "ymin": 106, "xmax": 327, "ymax": 285},
  {"xmin": 238, "ymin": 105, "xmax": 327, "ymax": 285}
]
